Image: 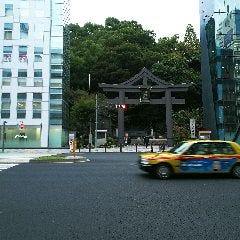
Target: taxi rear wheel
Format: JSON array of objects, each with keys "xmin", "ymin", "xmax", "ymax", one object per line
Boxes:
[
  {"xmin": 155, "ymin": 164, "xmax": 172, "ymax": 179},
  {"xmin": 232, "ymin": 165, "xmax": 240, "ymax": 178}
]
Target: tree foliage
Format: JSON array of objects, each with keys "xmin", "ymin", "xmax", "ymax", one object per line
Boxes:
[
  {"xmin": 173, "ymin": 108, "xmax": 203, "ymax": 142},
  {"xmin": 69, "ymin": 19, "xmax": 202, "ymax": 140}
]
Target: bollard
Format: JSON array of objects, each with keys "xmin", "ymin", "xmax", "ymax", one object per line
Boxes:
[
  {"xmin": 135, "ymin": 143, "xmax": 138, "ymax": 152},
  {"xmin": 151, "ymin": 143, "xmax": 153, "ymax": 152},
  {"xmin": 104, "ymin": 143, "xmax": 107, "ymax": 152},
  {"xmin": 73, "ymin": 139, "xmax": 77, "ymax": 158},
  {"xmin": 120, "ymin": 143, "xmax": 122, "ymax": 152},
  {"xmin": 2, "ymin": 121, "xmax": 7, "ymax": 152}
]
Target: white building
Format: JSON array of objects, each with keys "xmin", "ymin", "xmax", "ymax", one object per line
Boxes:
[{"xmin": 0, "ymin": 0, "xmax": 70, "ymax": 148}]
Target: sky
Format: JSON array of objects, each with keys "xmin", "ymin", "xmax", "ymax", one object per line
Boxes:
[{"xmin": 70, "ymin": 0, "xmax": 200, "ymax": 40}]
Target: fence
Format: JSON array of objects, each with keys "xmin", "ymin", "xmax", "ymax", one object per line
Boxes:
[{"xmin": 77, "ymin": 138, "xmax": 168, "ymax": 153}]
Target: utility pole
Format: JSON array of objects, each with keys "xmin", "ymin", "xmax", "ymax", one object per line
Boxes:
[
  {"xmin": 95, "ymin": 93, "xmax": 98, "ymax": 148},
  {"xmin": 88, "ymin": 74, "xmax": 92, "ymax": 149}
]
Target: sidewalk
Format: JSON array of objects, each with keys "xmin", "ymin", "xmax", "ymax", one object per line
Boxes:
[
  {"xmin": 0, "ymin": 145, "xmax": 167, "ymax": 164},
  {"xmin": 0, "ymin": 149, "xmax": 70, "ymax": 163}
]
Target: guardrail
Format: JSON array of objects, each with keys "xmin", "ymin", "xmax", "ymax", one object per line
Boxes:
[{"xmin": 78, "ymin": 142, "xmax": 167, "ymax": 153}]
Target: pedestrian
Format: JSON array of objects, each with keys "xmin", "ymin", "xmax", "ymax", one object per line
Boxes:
[
  {"xmin": 127, "ymin": 136, "xmax": 131, "ymax": 145},
  {"xmin": 144, "ymin": 136, "xmax": 149, "ymax": 148}
]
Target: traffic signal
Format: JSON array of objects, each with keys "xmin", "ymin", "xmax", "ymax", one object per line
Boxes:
[{"xmin": 119, "ymin": 104, "xmax": 127, "ymax": 111}]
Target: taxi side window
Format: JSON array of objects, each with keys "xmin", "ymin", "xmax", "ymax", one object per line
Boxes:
[
  {"xmin": 208, "ymin": 143, "xmax": 236, "ymax": 154},
  {"xmin": 219, "ymin": 143, "xmax": 235, "ymax": 154},
  {"xmin": 184, "ymin": 143, "xmax": 210, "ymax": 155},
  {"xmin": 184, "ymin": 142, "xmax": 236, "ymax": 155}
]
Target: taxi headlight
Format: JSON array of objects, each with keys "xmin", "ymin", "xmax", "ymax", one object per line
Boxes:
[{"xmin": 140, "ymin": 157, "xmax": 150, "ymax": 164}]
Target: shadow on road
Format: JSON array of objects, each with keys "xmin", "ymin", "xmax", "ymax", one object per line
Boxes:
[{"xmin": 137, "ymin": 172, "xmax": 234, "ymax": 181}]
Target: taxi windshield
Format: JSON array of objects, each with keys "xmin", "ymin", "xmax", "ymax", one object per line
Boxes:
[{"xmin": 168, "ymin": 142, "xmax": 192, "ymax": 154}]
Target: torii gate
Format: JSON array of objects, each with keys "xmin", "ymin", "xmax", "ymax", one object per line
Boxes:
[{"xmin": 99, "ymin": 67, "xmax": 191, "ymax": 146}]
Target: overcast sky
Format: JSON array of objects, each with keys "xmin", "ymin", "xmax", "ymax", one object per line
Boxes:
[{"xmin": 70, "ymin": 0, "xmax": 200, "ymax": 40}]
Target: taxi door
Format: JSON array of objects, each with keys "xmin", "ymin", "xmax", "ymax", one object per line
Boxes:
[
  {"xmin": 179, "ymin": 154, "xmax": 213, "ymax": 173},
  {"xmin": 179, "ymin": 142, "xmax": 238, "ymax": 173},
  {"xmin": 207, "ymin": 155, "xmax": 237, "ymax": 172},
  {"xmin": 207, "ymin": 142, "xmax": 238, "ymax": 173}
]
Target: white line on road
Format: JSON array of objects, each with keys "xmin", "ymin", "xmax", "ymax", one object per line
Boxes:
[{"xmin": 0, "ymin": 164, "xmax": 19, "ymax": 172}]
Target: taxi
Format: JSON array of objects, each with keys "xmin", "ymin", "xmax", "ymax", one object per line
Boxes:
[{"xmin": 138, "ymin": 140, "xmax": 240, "ymax": 179}]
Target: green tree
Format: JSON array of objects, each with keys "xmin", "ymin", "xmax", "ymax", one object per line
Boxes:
[
  {"xmin": 68, "ymin": 90, "xmax": 95, "ymax": 137},
  {"xmin": 173, "ymin": 108, "xmax": 203, "ymax": 142},
  {"xmin": 68, "ymin": 19, "xmax": 202, "ymax": 136}
]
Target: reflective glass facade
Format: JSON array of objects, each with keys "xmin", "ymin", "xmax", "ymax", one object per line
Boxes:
[
  {"xmin": 200, "ymin": 0, "xmax": 240, "ymax": 141},
  {"xmin": 49, "ymin": 0, "xmax": 70, "ymax": 147}
]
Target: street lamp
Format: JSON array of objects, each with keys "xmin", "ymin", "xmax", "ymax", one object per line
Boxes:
[
  {"xmin": 2, "ymin": 121, "xmax": 7, "ymax": 152},
  {"xmin": 89, "ymin": 73, "xmax": 99, "ymax": 148}
]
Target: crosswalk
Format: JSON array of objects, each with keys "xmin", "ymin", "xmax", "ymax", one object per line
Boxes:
[{"xmin": 0, "ymin": 164, "xmax": 18, "ymax": 172}]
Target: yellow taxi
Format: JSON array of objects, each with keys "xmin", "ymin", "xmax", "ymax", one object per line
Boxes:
[{"xmin": 138, "ymin": 140, "xmax": 240, "ymax": 179}]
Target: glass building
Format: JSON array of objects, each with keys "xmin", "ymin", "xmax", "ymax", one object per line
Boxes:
[
  {"xmin": 200, "ymin": 0, "xmax": 240, "ymax": 141},
  {"xmin": 0, "ymin": 0, "xmax": 70, "ymax": 147}
]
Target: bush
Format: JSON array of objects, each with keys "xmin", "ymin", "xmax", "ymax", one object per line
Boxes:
[{"xmin": 106, "ymin": 136, "xmax": 115, "ymax": 147}]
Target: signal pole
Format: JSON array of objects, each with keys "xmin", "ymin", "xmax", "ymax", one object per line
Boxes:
[{"xmin": 95, "ymin": 93, "xmax": 98, "ymax": 148}]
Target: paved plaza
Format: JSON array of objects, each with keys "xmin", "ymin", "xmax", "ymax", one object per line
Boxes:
[{"xmin": 0, "ymin": 145, "xmax": 167, "ymax": 163}]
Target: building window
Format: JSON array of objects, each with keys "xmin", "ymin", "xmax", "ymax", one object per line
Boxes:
[
  {"xmin": 51, "ymin": 65, "xmax": 63, "ymax": 79},
  {"xmin": 33, "ymin": 111, "xmax": 42, "ymax": 119},
  {"xmin": 50, "ymin": 94, "xmax": 62, "ymax": 100},
  {"xmin": 1, "ymin": 110, "xmax": 10, "ymax": 119},
  {"xmin": 1, "ymin": 93, "xmax": 11, "ymax": 119},
  {"xmin": 4, "ymin": 23, "xmax": 13, "ymax": 40},
  {"xmin": 50, "ymin": 101, "xmax": 62, "ymax": 110},
  {"xmin": 18, "ymin": 69, "xmax": 27, "ymax": 78},
  {"xmin": 3, "ymin": 69, "xmax": 12, "ymax": 77},
  {"xmin": 17, "ymin": 102, "xmax": 26, "ymax": 110},
  {"xmin": 51, "ymin": 52, "xmax": 63, "ymax": 64},
  {"xmin": 34, "ymin": 69, "xmax": 42, "ymax": 78},
  {"xmin": 5, "ymin": 4, "xmax": 13, "ymax": 16},
  {"xmin": 20, "ymin": 23, "xmax": 29, "ymax": 39},
  {"xmin": 33, "ymin": 79, "xmax": 43, "ymax": 87},
  {"xmin": 19, "ymin": 46, "xmax": 28, "ymax": 63},
  {"xmin": 2, "ymin": 93, "xmax": 10, "ymax": 99},
  {"xmin": 33, "ymin": 93, "xmax": 42, "ymax": 119},
  {"xmin": 17, "ymin": 93, "xmax": 26, "ymax": 101},
  {"xmin": 2, "ymin": 69, "xmax": 12, "ymax": 86},
  {"xmin": 50, "ymin": 111, "xmax": 62, "ymax": 125},
  {"xmin": 17, "ymin": 93, "xmax": 27, "ymax": 119},
  {"xmin": 18, "ymin": 69, "xmax": 27, "ymax": 86},
  {"xmin": 3, "ymin": 46, "xmax": 13, "ymax": 62},
  {"xmin": 50, "ymin": 79, "xmax": 62, "ymax": 88},
  {"xmin": 17, "ymin": 111, "xmax": 26, "ymax": 119},
  {"xmin": 50, "ymin": 88, "xmax": 62, "ymax": 94},
  {"xmin": 33, "ymin": 69, "xmax": 43, "ymax": 87},
  {"xmin": 1, "ymin": 102, "xmax": 11, "ymax": 111},
  {"xmin": 33, "ymin": 93, "xmax": 42, "ymax": 100},
  {"xmin": 34, "ymin": 47, "xmax": 43, "ymax": 62}
]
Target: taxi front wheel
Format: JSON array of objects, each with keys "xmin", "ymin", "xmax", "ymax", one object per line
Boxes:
[
  {"xmin": 155, "ymin": 164, "xmax": 172, "ymax": 180},
  {"xmin": 232, "ymin": 165, "xmax": 240, "ymax": 178}
]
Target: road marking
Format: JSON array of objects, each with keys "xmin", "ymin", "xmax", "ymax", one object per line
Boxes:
[{"xmin": 0, "ymin": 164, "xmax": 18, "ymax": 172}]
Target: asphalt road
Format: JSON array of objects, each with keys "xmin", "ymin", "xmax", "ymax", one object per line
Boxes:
[{"xmin": 0, "ymin": 153, "xmax": 240, "ymax": 240}]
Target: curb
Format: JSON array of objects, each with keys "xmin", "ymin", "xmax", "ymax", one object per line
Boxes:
[{"xmin": 29, "ymin": 157, "xmax": 89, "ymax": 164}]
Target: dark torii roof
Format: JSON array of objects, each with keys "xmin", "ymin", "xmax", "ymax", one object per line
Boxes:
[{"xmin": 99, "ymin": 67, "xmax": 192, "ymax": 92}]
